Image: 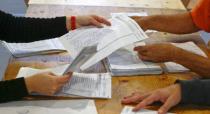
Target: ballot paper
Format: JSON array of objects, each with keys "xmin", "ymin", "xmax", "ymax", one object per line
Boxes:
[
  {"xmin": 165, "ymin": 41, "xmax": 207, "ymax": 72},
  {"xmin": 0, "ymin": 100, "xmax": 97, "ymax": 114},
  {"xmin": 16, "ymin": 64, "xmax": 111, "ymax": 98},
  {"xmin": 121, "ymin": 106, "xmax": 174, "ymax": 114},
  {"xmin": 80, "ymin": 15, "xmax": 148, "ymax": 70},
  {"xmin": 1, "ymin": 38, "xmax": 66, "ymax": 57},
  {"xmin": 61, "ymin": 72, "xmax": 111, "ymax": 98},
  {"xmin": 59, "ymin": 26, "xmax": 113, "ymax": 58},
  {"xmin": 111, "ymin": 12, "xmax": 156, "ymax": 33},
  {"xmin": 106, "ymin": 42, "xmax": 162, "ymax": 76}
]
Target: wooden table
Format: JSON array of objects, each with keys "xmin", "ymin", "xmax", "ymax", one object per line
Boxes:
[
  {"xmin": 4, "ymin": 3, "xmax": 210, "ymax": 114},
  {"xmin": 28, "ymin": 0, "xmax": 186, "ymax": 10}
]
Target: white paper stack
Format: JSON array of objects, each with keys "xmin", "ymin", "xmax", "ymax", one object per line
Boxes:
[{"xmin": 0, "ymin": 38, "xmax": 66, "ymax": 57}]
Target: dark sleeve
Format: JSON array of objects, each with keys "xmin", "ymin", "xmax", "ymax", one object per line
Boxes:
[
  {"xmin": 0, "ymin": 77, "xmax": 29, "ymax": 103},
  {"xmin": 0, "ymin": 10, "xmax": 68, "ymax": 43},
  {"xmin": 176, "ymin": 79, "xmax": 210, "ymax": 105}
]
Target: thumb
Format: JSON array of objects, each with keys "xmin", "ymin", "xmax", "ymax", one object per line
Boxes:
[{"xmin": 57, "ymin": 75, "xmax": 71, "ymax": 84}]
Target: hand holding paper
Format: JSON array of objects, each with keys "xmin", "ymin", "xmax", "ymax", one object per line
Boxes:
[{"xmin": 80, "ymin": 15, "xmax": 148, "ymax": 70}]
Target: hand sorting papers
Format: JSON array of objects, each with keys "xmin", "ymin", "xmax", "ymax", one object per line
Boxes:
[
  {"xmin": 80, "ymin": 15, "xmax": 148, "ymax": 70},
  {"xmin": 121, "ymin": 106, "xmax": 174, "ymax": 114},
  {"xmin": 16, "ymin": 64, "xmax": 112, "ymax": 98}
]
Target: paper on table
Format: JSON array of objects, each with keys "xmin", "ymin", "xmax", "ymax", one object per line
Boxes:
[
  {"xmin": 0, "ymin": 100, "xmax": 97, "ymax": 114},
  {"xmin": 3, "ymin": 38, "xmax": 65, "ymax": 57},
  {"xmin": 111, "ymin": 12, "xmax": 156, "ymax": 33},
  {"xmin": 0, "ymin": 100, "xmax": 98, "ymax": 114},
  {"xmin": 62, "ymin": 72, "xmax": 112, "ymax": 98},
  {"xmin": 121, "ymin": 106, "xmax": 174, "ymax": 114},
  {"xmin": 16, "ymin": 65, "xmax": 111, "ymax": 98},
  {"xmin": 109, "ymin": 42, "xmax": 159, "ymax": 70},
  {"xmin": 59, "ymin": 26, "xmax": 114, "ymax": 58},
  {"xmin": 80, "ymin": 15, "xmax": 148, "ymax": 70},
  {"xmin": 165, "ymin": 41, "xmax": 207, "ymax": 72}
]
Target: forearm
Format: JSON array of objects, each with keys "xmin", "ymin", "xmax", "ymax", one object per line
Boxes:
[
  {"xmin": 0, "ymin": 11, "xmax": 68, "ymax": 42},
  {"xmin": 173, "ymin": 48, "xmax": 210, "ymax": 78},
  {"xmin": 177, "ymin": 79, "xmax": 210, "ymax": 105},
  {"xmin": 138, "ymin": 12, "xmax": 200, "ymax": 34},
  {"xmin": 0, "ymin": 78, "xmax": 29, "ymax": 103}
]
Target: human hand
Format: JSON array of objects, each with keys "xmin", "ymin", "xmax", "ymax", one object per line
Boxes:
[
  {"xmin": 25, "ymin": 72, "xmax": 72, "ymax": 96},
  {"xmin": 130, "ymin": 16, "xmax": 149, "ymax": 31},
  {"xmin": 134, "ymin": 43, "xmax": 180, "ymax": 62},
  {"xmin": 66, "ymin": 15, "xmax": 111, "ymax": 30},
  {"xmin": 121, "ymin": 84, "xmax": 182, "ymax": 114}
]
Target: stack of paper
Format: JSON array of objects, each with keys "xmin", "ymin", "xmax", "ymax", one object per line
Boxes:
[
  {"xmin": 16, "ymin": 64, "xmax": 112, "ymax": 98},
  {"xmin": 164, "ymin": 42, "xmax": 207, "ymax": 73},
  {"xmin": 0, "ymin": 38, "xmax": 66, "ymax": 57},
  {"xmin": 121, "ymin": 106, "xmax": 174, "ymax": 114},
  {"xmin": 0, "ymin": 100, "xmax": 98, "ymax": 114},
  {"xmin": 106, "ymin": 42, "xmax": 162, "ymax": 76}
]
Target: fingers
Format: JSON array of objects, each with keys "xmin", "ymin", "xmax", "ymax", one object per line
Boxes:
[
  {"xmin": 133, "ymin": 93, "xmax": 160, "ymax": 111},
  {"xmin": 90, "ymin": 19, "xmax": 103, "ymax": 28},
  {"xmin": 158, "ymin": 95, "xmax": 177, "ymax": 114},
  {"xmin": 122, "ymin": 92, "xmax": 150, "ymax": 104},
  {"xmin": 92, "ymin": 15, "xmax": 111, "ymax": 26},
  {"xmin": 57, "ymin": 75, "xmax": 71, "ymax": 84}
]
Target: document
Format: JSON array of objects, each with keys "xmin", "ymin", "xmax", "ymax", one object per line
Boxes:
[
  {"xmin": 16, "ymin": 65, "xmax": 111, "ymax": 98},
  {"xmin": 59, "ymin": 26, "xmax": 113, "ymax": 58},
  {"xmin": 80, "ymin": 15, "xmax": 148, "ymax": 70},
  {"xmin": 121, "ymin": 106, "xmax": 174, "ymax": 114},
  {"xmin": 165, "ymin": 41, "xmax": 207, "ymax": 72},
  {"xmin": 0, "ymin": 100, "xmax": 97, "ymax": 114},
  {"xmin": 1, "ymin": 38, "xmax": 66, "ymax": 57},
  {"xmin": 61, "ymin": 72, "xmax": 112, "ymax": 98},
  {"xmin": 106, "ymin": 43, "xmax": 162, "ymax": 76}
]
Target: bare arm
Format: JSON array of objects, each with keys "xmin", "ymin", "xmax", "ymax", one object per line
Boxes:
[
  {"xmin": 133, "ymin": 12, "xmax": 200, "ymax": 34},
  {"xmin": 174, "ymin": 48, "xmax": 210, "ymax": 78}
]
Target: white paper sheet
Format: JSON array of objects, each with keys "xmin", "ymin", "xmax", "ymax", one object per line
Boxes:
[
  {"xmin": 59, "ymin": 27, "xmax": 114, "ymax": 58},
  {"xmin": 0, "ymin": 100, "xmax": 97, "ymax": 114},
  {"xmin": 121, "ymin": 106, "xmax": 174, "ymax": 114},
  {"xmin": 4, "ymin": 38, "xmax": 65, "ymax": 57},
  {"xmin": 16, "ymin": 65, "xmax": 111, "ymax": 98},
  {"xmin": 62, "ymin": 72, "xmax": 112, "ymax": 98},
  {"xmin": 80, "ymin": 15, "xmax": 148, "ymax": 70},
  {"xmin": 165, "ymin": 41, "xmax": 207, "ymax": 72}
]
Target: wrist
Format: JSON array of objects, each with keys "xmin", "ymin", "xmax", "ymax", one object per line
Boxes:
[
  {"xmin": 136, "ymin": 17, "xmax": 150, "ymax": 31},
  {"xmin": 66, "ymin": 16, "xmax": 76, "ymax": 31},
  {"xmin": 171, "ymin": 47, "xmax": 185, "ymax": 62}
]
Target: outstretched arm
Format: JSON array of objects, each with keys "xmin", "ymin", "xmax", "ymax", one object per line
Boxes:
[{"xmin": 132, "ymin": 12, "xmax": 200, "ymax": 34}]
